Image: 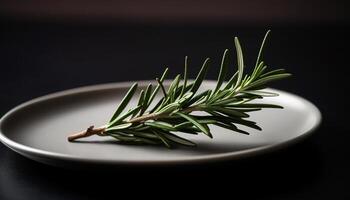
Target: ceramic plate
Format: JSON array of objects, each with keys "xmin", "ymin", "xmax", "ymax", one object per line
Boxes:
[{"xmin": 0, "ymin": 81, "xmax": 321, "ymax": 167}]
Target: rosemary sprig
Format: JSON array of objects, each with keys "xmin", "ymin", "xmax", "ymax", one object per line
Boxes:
[{"xmin": 68, "ymin": 31, "xmax": 291, "ymax": 148}]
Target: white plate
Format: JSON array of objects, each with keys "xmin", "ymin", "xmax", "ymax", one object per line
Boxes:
[{"xmin": 0, "ymin": 80, "xmax": 321, "ymax": 167}]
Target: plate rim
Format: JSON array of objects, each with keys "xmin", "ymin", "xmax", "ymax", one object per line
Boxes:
[{"xmin": 0, "ymin": 80, "xmax": 322, "ymax": 166}]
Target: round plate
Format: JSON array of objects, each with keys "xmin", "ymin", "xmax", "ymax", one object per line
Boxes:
[{"xmin": 0, "ymin": 81, "xmax": 321, "ymax": 167}]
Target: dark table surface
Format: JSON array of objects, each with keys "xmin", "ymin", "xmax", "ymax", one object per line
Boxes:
[{"xmin": 0, "ymin": 21, "xmax": 349, "ymax": 199}]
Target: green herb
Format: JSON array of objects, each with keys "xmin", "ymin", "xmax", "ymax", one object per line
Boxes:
[{"xmin": 68, "ymin": 31, "xmax": 291, "ymax": 148}]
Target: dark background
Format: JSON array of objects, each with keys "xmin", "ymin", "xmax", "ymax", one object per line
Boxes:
[{"xmin": 0, "ymin": 1, "xmax": 349, "ymax": 199}]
